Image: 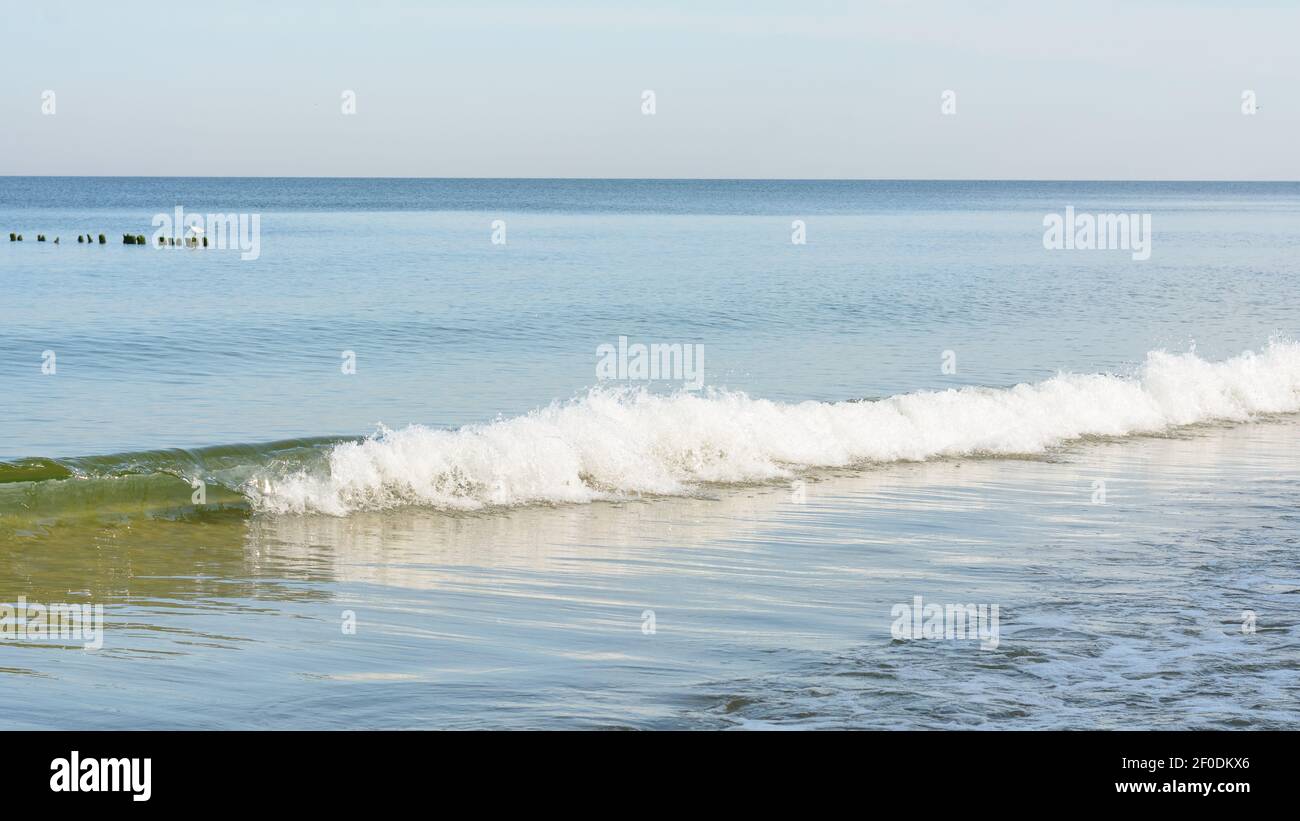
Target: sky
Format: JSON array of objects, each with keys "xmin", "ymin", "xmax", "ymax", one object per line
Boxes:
[{"xmin": 1, "ymin": 0, "xmax": 1297, "ymax": 179}]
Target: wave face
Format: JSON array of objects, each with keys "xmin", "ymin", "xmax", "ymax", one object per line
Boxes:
[
  {"xmin": 3, "ymin": 342, "xmax": 1298, "ymax": 525},
  {"xmin": 245, "ymin": 341, "xmax": 1300, "ymax": 515},
  {"xmin": 0, "ymin": 439, "xmax": 338, "ymax": 526}
]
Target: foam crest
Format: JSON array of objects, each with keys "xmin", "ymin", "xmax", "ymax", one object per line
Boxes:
[{"xmin": 246, "ymin": 342, "xmax": 1300, "ymax": 515}]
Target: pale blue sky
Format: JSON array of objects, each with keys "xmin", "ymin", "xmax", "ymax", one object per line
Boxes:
[{"xmin": 2, "ymin": 0, "xmax": 1296, "ymax": 178}]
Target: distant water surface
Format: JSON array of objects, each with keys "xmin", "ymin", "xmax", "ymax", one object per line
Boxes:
[{"xmin": 2, "ymin": 178, "xmax": 1298, "ymax": 458}]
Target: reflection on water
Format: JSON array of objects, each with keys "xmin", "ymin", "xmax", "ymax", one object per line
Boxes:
[{"xmin": 2, "ymin": 419, "xmax": 1298, "ymax": 728}]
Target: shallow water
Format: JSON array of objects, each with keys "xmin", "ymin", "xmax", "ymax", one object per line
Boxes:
[{"xmin": 2, "ymin": 418, "xmax": 1297, "ymax": 729}]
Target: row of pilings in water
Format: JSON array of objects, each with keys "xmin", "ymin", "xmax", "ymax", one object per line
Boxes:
[{"xmin": 8, "ymin": 232, "xmax": 209, "ymax": 246}]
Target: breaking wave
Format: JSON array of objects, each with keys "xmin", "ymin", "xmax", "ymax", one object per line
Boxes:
[
  {"xmin": 4, "ymin": 342, "xmax": 1299, "ymax": 524},
  {"xmin": 246, "ymin": 341, "xmax": 1300, "ymax": 515}
]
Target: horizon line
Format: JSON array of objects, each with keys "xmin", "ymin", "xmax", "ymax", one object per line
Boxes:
[{"xmin": 2, "ymin": 175, "xmax": 1299, "ymax": 183}]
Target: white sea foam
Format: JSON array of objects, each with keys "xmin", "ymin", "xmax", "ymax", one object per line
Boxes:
[{"xmin": 247, "ymin": 342, "xmax": 1300, "ymax": 515}]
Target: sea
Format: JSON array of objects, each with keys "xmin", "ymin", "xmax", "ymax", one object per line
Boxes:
[{"xmin": 1, "ymin": 177, "xmax": 1298, "ymax": 728}]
